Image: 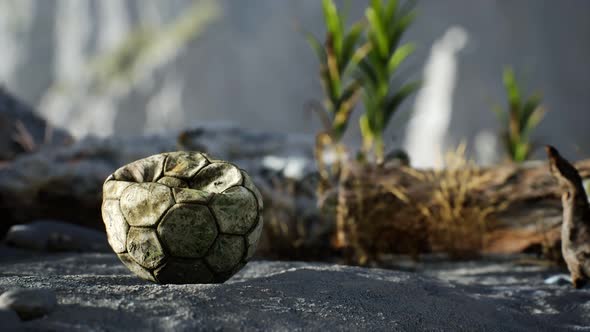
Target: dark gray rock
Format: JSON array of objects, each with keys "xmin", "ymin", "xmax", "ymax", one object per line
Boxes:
[
  {"xmin": 0, "ymin": 126, "xmax": 318, "ymax": 246},
  {"xmin": 177, "ymin": 125, "xmax": 313, "ymax": 165},
  {"xmin": 0, "ymin": 308, "xmax": 23, "ymax": 331},
  {"xmin": 4, "ymin": 220, "xmax": 109, "ymax": 252},
  {"xmin": 0, "ymin": 245, "xmax": 36, "ymax": 262},
  {"xmin": 0, "ymin": 288, "xmax": 57, "ymax": 320},
  {"xmin": 0, "ymin": 253, "xmax": 588, "ymax": 331},
  {"xmin": 0, "ymin": 87, "xmax": 72, "ymax": 160}
]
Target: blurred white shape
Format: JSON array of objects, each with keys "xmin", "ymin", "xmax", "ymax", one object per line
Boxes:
[
  {"xmin": 262, "ymin": 155, "xmax": 286, "ymax": 172},
  {"xmin": 283, "ymin": 157, "xmax": 309, "ymax": 179},
  {"xmin": 474, "ymin": 130, "xmax": 499, "ymax": 166},
  {"xmin": 98, "ymin": 0, "xmax": 131, "ymax": 49},
  {"xmin": 404, "ymin": 26, "xmax": 468, "ymax": 169},
  {"xmin": 321, "ymin": 147, "xmax": 338, "ymax": 167},
  {"xmin": 262, "ymin": 155, "xmax": 311, "ymax": 180}
]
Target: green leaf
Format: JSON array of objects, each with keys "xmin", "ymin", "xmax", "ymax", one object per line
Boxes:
[
  {"xmin": 358, "ymin": 59, "xmax": 378, "ymax": 88},
  {"xmin": 304, "ymin": 32, "xmax": 326, "ymax": 63},
  {"xmin": 513, "ymin": 142, "xmax": 530, "ymax": 163},
  {"xmin": 519, "ymin": 94, "xmax": 541, "ymax": 129},
  {"xmin": 383, "ymin": 80, "xmax": 421, "ymax": 125},
  {"xmin": 388, "ymin": 11, "xmax": 415, "ymax": 52},
  {"xmin": 335, "ymin": 81, "xmax": 361, "ymax": 114},
  {"xmin": 362, "ymin": 90, "xmax": 378, "ymax": 125},
  {"xmin": 332, "ymin": 82, "xmax": 361, "ymax": 139},
  {"xmin": 326, "ymin": 45, "xmax": 342, "ymax": 100},
  {"xmin": 503, "ymin": 67, "xmax": 521, "ymax": 111},
  {"xmin": 366, "ymin": 50, "xmax": 388, "ymax": 89},
  {"xmin": 319, "ymin": 65, "xmax": 338, "ymax": 110},
  {"xmin": 370, "ymin": 0, "xmax": 384, "ymax": 15},
  {"xmin": 322, "ymin": 0, "xmax": 344, "ymax": 59},
  {"xmin": 522, "ymin": 106, "xmax": 546, "ymax": 138},
  {"xmin": 384, "ymin": 0, "xmax": 399, "ymax": 24},
  {"xmin": 366, "ymin": 8, "xmax": 389, "ymax": 59},
  {"xmin": 359, "ymin": 113, "xmax": 375, "ymax": 147},
  {"xmin": 345, "ymin": 42, "xmax": 371, "ymax": 76},
  {"xmin": 340, "ymin": 21, "xmax": 365, "ymax": 72},
  {"xmin": 386, "ymin": 43, "xmax": 415, "ymax": 74}
]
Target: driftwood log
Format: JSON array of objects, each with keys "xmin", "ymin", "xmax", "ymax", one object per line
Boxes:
[{"xmin": 330, "ymin": 157, "xmax": 590, "ymax": 262}]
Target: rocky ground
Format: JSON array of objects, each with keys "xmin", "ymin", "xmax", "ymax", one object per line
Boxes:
[
  {"xmin": 1, "ymin": 247, "xmax": 589, "ymax": 331},
  {"xmin": 2, "ymin": 87, "xmax": 590, "ymax": 331}
]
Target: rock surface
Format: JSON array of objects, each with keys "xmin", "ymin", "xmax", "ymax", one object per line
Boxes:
[
  {"xmin": 0, "ymin": 288, "xmax": 57, "ymax": 320},
  {"xmin": 4, "ymin": 220, "xmax": 109, "ymax": 252},
  {"xmin": 0, "ymin": 125, "xmax": 314, "ymax": 235},
  {"xmin": 0, "ymin": 87, "xmax": 72, "ymax": 160},
  {"xmin": 0, "ymin": 252, "xmax": 588, "ymax": 331},
  {"xmin": 0, "ymin": 308, "xmax": 23, "ymax": 331}
]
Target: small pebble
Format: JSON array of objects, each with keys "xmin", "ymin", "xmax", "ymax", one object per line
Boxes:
[
  {"xmin": 4, "ymin": 220, "xmax": 109, "ymax": 252},
  {"xmin": 0, "ymin": 288, "xmax": 57, "ymax": 320},
  {"xmin": 544, "ymin": 274, "xmax": 572, "ymax": 286}
]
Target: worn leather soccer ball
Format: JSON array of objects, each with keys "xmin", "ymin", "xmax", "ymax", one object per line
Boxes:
[{"xmin": 101, "ymin": 151, "xmax": 263, "ymax": 284}]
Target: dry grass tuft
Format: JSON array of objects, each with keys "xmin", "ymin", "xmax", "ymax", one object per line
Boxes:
[
  {"xmin": 332, "ymin": 163, "xmax": 428, "ymax": 265},
  {"xmin": 330, "ymin": 143, "xmax": 507, "ymax": 264},
  {"xmin": 412, "ymin": 143, "xmax": 505, "ymax": 259}
]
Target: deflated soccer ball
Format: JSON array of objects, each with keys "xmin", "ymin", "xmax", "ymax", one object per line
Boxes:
[{"xmin": 101, "ymin": 151, "xmax": 263, "ymax": 284}]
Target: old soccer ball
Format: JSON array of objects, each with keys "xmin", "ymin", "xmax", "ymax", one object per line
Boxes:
[{"xmin": 101, "ymin": 151, "xmax": 263, "ymax": 284}]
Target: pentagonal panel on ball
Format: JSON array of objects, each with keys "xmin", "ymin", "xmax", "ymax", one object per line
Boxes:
[
  {"xmin": 114, "ymin": 154, "xmax": 166, "ymax": 183},
  {"xmin": 210, "ymin": 186, "xmax": 258, "ymax": 235},
  {"xmin": 205, "ymin": 234, "xmax": 245, "ymax": 273},
  {"xmin": 120, "ymin": 183, "xmax": 174, "ymax": 227},
  {"xmin": 101, "ymin": 199, "xmax": 129, "ymax": 253},
  {"xmin": 157, "ymin": 204, "xmax": 218, "ymax": 258},
  {"xmin": 126, "ymin": 227, "xmax": 166, "ymax": 270},
  {"xmin": 157, "ymin": 176, "xmax": 188, "ymax": 189},
  {"xmin": 172, "ymin": 188, "xmax": 214, "ymax": 204},
  {"xmin": 103, "ymin": 180, "xmax": 134, "ymax": 200},
  {"xmin": 117, "ymin": 253, "xmax": 157, "ymax": 282},
  {"xmin": 191, "ymin": 162, "xmax": 242, "ymax": 193},
  {"xmin": 241, "ymin": 171, "xmax": 264, "ymax": 210}
]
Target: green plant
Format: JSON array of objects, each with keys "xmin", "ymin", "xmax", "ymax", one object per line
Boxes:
[
  {"xmin": 305, "ymin": 0, "xmax": 370, "ymax": 176},
  {"xmin": 358, "ymin": 0, "xmax": 420, "ymax": 163},
  {"xmin": 494, "ymin": 67, "xmax": 545, "ymax": 163},
  {"xmin": 306, "ymin": 0, "xmax": 368, "ymax": 143}
]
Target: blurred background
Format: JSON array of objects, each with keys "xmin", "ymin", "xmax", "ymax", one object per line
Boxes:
[{"xmin": 1, "ymin": 0, "xmax": 589, "ymax": 165}]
